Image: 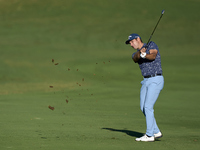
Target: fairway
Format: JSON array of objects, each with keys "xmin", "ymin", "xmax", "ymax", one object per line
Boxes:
[{"xmin": 0, "ymin": 0, "xmax": 200, "ymax": 149}]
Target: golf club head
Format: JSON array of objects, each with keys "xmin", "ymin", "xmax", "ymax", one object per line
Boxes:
[{"xmin": 162, "ymin": 10, "xmax": 165, "ymax": 14}]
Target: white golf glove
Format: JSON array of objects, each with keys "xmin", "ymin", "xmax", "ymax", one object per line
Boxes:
[{"xmin": 140, "ymin": 52, "xmax": 146, "ymax": 58}]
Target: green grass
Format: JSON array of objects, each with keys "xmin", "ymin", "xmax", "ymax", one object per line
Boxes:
[{"xmin": 0, "ymin": 0, "xmax": 200, "ymax": 149}]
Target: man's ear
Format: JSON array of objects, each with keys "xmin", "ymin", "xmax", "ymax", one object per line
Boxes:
[{"xmin": 137, "ymin": 37, "xmax": 141, "ymax": 42}]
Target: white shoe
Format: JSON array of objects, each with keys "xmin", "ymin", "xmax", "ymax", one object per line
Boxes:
[
  {"xmin": 154, "ymin": 131, "xmax": 163, "ymax": 138},
  {"xmin": 135, "ymin": 134, "xmax": 155, "ymax": 142}
]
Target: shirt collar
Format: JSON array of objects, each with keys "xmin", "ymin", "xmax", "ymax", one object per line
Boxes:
[{"xmin": 137, "ymin": 43, "xmax": 147, "ymax": 51}]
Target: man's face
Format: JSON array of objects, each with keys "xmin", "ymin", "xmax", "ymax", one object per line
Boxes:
[{"xmin": 130, "ymin": 38, "xmax": 140, "ymax": 49}]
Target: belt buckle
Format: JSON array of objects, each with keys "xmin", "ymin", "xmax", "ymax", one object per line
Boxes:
[
  {"xmin": 149, "ymin": 74, "xmax": 157, "ymax": 78},
  {"xmin": 152, "ymin": 74, "xmax": 156, "ymax": 77}
]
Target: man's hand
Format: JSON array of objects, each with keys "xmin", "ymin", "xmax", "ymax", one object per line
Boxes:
[
  {"xmin": 140, "ymin": 52, "xmax": 146, "ymax": 58},
  {"xmin": 140, "ymin": 47, "xmax": 147, "ymax": 53}
]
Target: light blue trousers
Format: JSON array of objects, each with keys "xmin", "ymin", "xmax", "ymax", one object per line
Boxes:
[{"xmin": 140, "ymin": 75, "xmax": 164, "ymax": 136}]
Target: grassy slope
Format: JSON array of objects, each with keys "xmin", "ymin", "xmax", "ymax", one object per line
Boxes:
[{"xmin": 0, "ymin": 0, "xmax": 200, "ymax": 149}]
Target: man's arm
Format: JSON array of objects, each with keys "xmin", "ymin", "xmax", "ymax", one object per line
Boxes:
[
  {"xmin": 133, "ymin": 48, "xmax": 158, "ymax": 63},
  {"xmin": 132, "ymin": 51, "xmax": 141, "ymax": 63},
  {"xmin": 140, "ymin": 48, "xmax": 158, "ymax": 60}
]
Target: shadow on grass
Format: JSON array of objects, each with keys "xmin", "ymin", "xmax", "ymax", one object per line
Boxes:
[{"xmin": 102, "ymin": 128, "xmax": 144, "ymax": 138}]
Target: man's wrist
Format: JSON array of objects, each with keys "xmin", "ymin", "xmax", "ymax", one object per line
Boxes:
[{"xmin": 140, "ymin": 52, "xmax": 146, "ymax": 58}]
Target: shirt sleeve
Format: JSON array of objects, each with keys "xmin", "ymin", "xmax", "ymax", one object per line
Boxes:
[{"xmin": 148, "ymin": 41, "xmax": 158, "ymax": 51}]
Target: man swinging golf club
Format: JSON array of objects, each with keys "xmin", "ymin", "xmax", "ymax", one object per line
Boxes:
[
  {"xmin": 125, "ymin": 10, "xmax": 165, "ymax": 142},
  {"xmin": 125, "ymin": 33, "xmax": 164, "ymax": 142}
]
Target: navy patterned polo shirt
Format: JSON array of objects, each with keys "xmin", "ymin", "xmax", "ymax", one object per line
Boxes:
[{"xmin": 132, "ymin": 41, "xmax": 163, "ymax": 77}]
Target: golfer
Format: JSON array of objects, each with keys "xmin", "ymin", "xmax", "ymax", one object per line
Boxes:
[{"xmin": 125, "ymin": 33, "xmax": 164, "ymax": 142}]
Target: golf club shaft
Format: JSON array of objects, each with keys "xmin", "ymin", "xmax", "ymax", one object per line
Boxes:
[{"xmin": 145, "ymin": 10, "xmax": 165, "ymax": 48}]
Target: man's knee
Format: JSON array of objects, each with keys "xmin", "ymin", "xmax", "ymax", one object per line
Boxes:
[{"xmin": 144, "ymin": 106, "xmax": 154, "ymax": 113}]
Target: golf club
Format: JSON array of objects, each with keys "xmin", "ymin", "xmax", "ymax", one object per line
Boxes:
[{"xmin": 145, "ymin": 9, "xmax": 165, "ymax": 48}]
